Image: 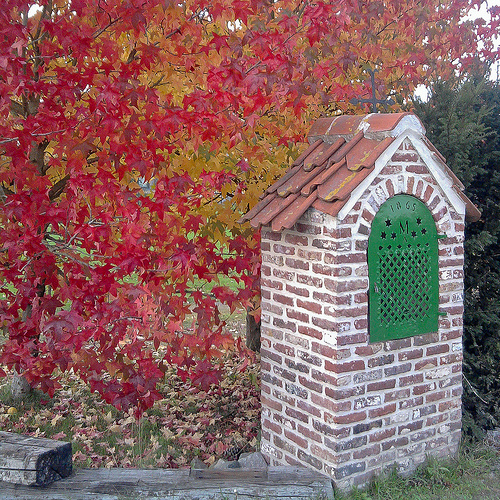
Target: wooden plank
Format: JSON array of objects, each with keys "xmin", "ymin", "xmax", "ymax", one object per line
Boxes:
[
  {"xmin": 0, "ymin": 431, "xmax": 72, "ymax": 486},
  {"xmin": 0, "ymin": 466, "xmax": 335, "ymax": 499}
]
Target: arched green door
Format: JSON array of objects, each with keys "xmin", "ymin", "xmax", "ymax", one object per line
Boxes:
[{"xmin": 368, "ymin": 194, "xmax": 439, "ymax": 342}]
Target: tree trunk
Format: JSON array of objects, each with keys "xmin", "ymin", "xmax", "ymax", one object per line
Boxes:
[
  {"xmin": 10, "ymin": 371, "xmax": 31, "ymax": 401},
  {"xmin": 245, "ymin": 311, "xmax": 261, "ymax": 352}
]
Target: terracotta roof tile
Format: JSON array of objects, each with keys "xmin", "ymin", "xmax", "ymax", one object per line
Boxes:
[{"xmin": 242, "ymin": 112, "xmax": 480, "ymax": 229}]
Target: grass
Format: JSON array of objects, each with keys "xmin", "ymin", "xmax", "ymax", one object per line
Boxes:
[{"xmin": 336, "ymin": 440, "xmax": 500, "ymax": 500}]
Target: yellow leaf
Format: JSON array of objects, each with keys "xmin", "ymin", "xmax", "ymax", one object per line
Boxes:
[{"xmin": 51, "ymin": 414, "xmax": 63, "ymax": 426}]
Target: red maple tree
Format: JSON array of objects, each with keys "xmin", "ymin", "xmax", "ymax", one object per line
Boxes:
[{"xmin": 1, "ymin": 0, "xmax": 498, "ymax": 413}]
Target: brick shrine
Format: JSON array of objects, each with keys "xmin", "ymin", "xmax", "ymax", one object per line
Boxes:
[{"xmin": 242, "ymin": 113, "xmax": 480, "ymax": 490}]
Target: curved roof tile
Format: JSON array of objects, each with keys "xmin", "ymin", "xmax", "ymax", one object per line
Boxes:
[{"xmin": 242, "ymin": 113, "xmax": 480, "ymax": 230}]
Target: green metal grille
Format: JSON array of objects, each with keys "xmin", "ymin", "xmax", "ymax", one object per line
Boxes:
[{"xmin": 368, "ymin": 195, "xmax": 438, "ymax": 342}]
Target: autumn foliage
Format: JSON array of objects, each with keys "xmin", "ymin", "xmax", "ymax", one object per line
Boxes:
[{"xmin": 1, "ymin": 0, "xmax": 498, "ymax": 413}]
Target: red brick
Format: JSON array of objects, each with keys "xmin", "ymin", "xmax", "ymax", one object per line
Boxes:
[
  {"xmin": 384, "ymin": 388, "xmax": 411, "ymax": 402},
  {"xmin": 285, "ymin": 382, "xmax": 308, "ymax": 399},
  {"xmin": 298, "ymin": 424, "xmax": 322, "ymax": 443},
  {"xmin": 399, "ymin": 373, "xmax": 424, "ymax": 386},
  {"xmin": 297, "ymin": 274, "xmax": 323, "ymax": 288},
  {"xmin": 298, "ymin": 351, "xmax": 322, "ymax": 367},
  {"xmin": 273, "ymin": 365, "xmax": 297, "ymax": 382},
  {"xmin": 367, "ymin": 379, "xmax": 396, "ymax": 392},
  {"xmin": 299, "ymin": 375, "xmax": 323, "ymax": 394},
  {"xmin": 312, "ymin": 422, "xmax": 350, "ymax": 443},
  {"xmin": 440, "ymin": 353, "xmax": 463, "ymax": 365},
  {"xmin": 413, "ymin": 332, "xmax": 439, "ymax": 345},
  {"xmin": 297, "ymin": 400, "xmax": 322, "ymax": 418},
  {"xmin": 284, "ymin": 454, "xmax": 299, "ymax": 465},
  {"xmin": 274, "ymin": 413, "xmax": 297, "ymax": 430},
  {"xmin": 260, "ymin": 347, "xmax": 282, "ymax": 365},
  {"xmin": 284, "ymin": 332, "xmax": 309, "ymax": 348},
  {"xmin": 370, "ymin": 427, "xmax": 396, "ymax": 443},
  {"xmin": 398, "ymin": 420, "xmax": 423, "ymax": 434},
  {"xmin": 297, "ymin": 249, "xmax": 322, "ymax": 261},
  {"xmin": 399, "ymin": 396, "xmax": 423, "ymax": 409},
  {"xmin": 424, "ymin": 437, "xmax": 449, "ymax": 452},
  {"xmin": 262, "ymin": 302, "xmax": 284, "ymax": 316},
  {"xmin": 423, "ymin": 184, "xmax": 434, "ymax": 202},
  {"xmin": 262, "ymin": 371, "xmax": 284, "ymax": 387},
  {"xmin": 312, "ymin": 263, "xmax": 334, "ymax": 276},
  {"xmin": 425, "ymin": 390, "xmax": 449, "ymax": 403},
  {"xmin": 429, "ymin": 195, "xmax": 440, "ymax": 211},
  {"xmin": 285, "ymin": 359, "xmax": 310, "ymax": 373},
  {"xmin": 368, "ymin": 354, "xmax": 395, "ymax": 368},
  {"xmin": 311, "ymin": 393, "xmax": 352, "ymax": 413},
  {"xmin": 426, "ymin": 413, "xmax": 448, "ymax": 426},
  {"xmin": 284, "ymin": 429, "xmax": 308, "ymax": 449},
  {"xmin": 273, "ymin": 318, "xmax": 296, "ymax": 332},
  {"xmin": 311, "ymin": 369, "xmax": 336, "ymax": 385},
  {"xmin": 274, "ymin": 342, "xmax": 295, "ymax": 356},
  {"xmin": 312, "ymin": 343, "xmax": 351, "ymax": 359},
  {"xmin": 353, "ymin": 443, "xmax": 381, "ymax": 460},
  {"xmin": 339, "ymin": 306, "xmax": 368, "ymax": 318},
  {"xmin": 273, "ymin": 435, "xmax": 296, "ymax": 455},
  {"xmin": 285, "ymin": 257, "xmax": 309, "ymax": 270},
  {"xmin": 297, "ymin": 324, "xmax": 323, "ymax": 340},
  {"xmin": 355, "ymin": 345, "xmax": 383, "ymax": 356},
  {"xmin": 297, "ymin": 299, "xmax": 322, "ymax": 314},
  {"xmin": 392, "ymin": 151, "xmax": 419, "ymax": 162},
  {"xmin": 323, "ymin": 226, "xmax": 352, "ymax": 238},
  {"xmin": 438, "ymin": 399, "xmax": 461, "ymax": 412},
  {"xmin": 286, "ymin": 284, "xmax": 310, "ymax": 297},
  {"xmin": 368, "ymin": 403, "xmax": 396, "ymax": 418},
  {"xmin": 325, "ymin": 278, "xmax": 368, "ymax": 292},
  {"xmin": 285, "ymin": 406, "xmax": 309, "ymax": 423},
  {"xmin": 262, "ymin": 231, "xmax": 282, "ymax": 241},
  {"xmin": 260, "ymin": 382, "xmax": 271, "ymax": 394},
  {"xmin": 285, "ymin": 233, "xmax": 309, "ymax": 246},
  {"xmin": 426, "ymin": 345, "xmax": 449, "ymax": 356},
  {"xmin": 274, "ymin": 244, "xmax": 295, "ymax": 255},
  {"xmin": 313, "ymin": 291, "xmax": 350, "ymax": 305},
  {"xmin": 398, "ymin": 348, "xmax": 423, "ymax": 361},
  {"xmin": 380, "ymin": 437, "xmax": 409, "ymax": 453},
  {"xmin": 332, "ymin": 266, "xmax": 354, "ymax": 277},
  {"xmin": 407, "ymin": 176, "xmax": 415, "ymax": 194},
  {"xmin": 312, "ymin": 316, "xmax": 338, "ymax": 331},
  {"xmin": 413, "ymin": 383, "xmax": 436, "ymax": 396},
  {"xmin": 384, "ymin": 338, "xmax": 411, "ymax": 350},
  {"xmin": 263, "ymin": 418, "xmax": 283, "ymax": 435},
  {"xmin": 325, "ymin": 359, "xmax": 365, "ymax": 373},
  {"xmin": 286, "ymin": 308, "xmax": 309, "ymax": 323},
  {"xmin": 354, "ymin": 292, "xmax": 368, "ymax": 304},
  {"xmin": 273, "ymin": 269, "xmax": 295, "ymax": 281},
  {"xmin": 326, "ymin": 410, "xmax": 367, "ymax": 425},
  {"xmin": 326, "ymin": 386, "xmax": 365, "ymax": 400},
  {"xmin": 274, "ymin": 293, "xmax": 294, "ymax": 306},
  {"xmin": 337, "ymin": 332, "xmax": 368, "ymax": 345},
  {"xmin": 262, "ymin": 278, "xmax": 284, "ymax": 290},
  {"xmin": 273, "ymin": 388, "xmax": 297, "ymax": 406},
  {"xmin": 295, "ymin": 222, "xmax": 321, "ymax": 235},
  {"xmin": 415, "ymin": 358, "xmax": 438, "ymax": 370},
  {"xmin": 354, "ymin": 318, "xmax": 368, "ymax": 330},
  {"xmin": 386, "ymin": 179, "xmax": 395, "ymax": 197}
]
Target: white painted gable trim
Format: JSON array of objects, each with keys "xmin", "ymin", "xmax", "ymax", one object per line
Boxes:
[{"xmin": 337, "ymin": 128, "xmax": 467, "ymax": 221}]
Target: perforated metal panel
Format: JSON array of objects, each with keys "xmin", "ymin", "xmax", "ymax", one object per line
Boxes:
[{"xmin": 368, "ymin": 195, "xmax": 439, "ymax": 342}]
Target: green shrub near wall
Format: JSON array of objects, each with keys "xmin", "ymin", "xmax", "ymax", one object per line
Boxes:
[{"xmin": 415, "ymin": 73, "xmax": 500, "ymax": 436}]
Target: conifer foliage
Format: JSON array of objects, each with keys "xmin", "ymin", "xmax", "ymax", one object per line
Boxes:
[
  {"xmin": 416, "ymin": 74, "xmax": 500, "ymax": 434},
  {"xmin": 1, "ymin": 1, "xmax": 499, "ymax": 413}
]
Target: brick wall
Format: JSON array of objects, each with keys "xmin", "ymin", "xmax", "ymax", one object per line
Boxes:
[{"xmin": 260, "ymin": 139, "xmax": 465, "ymax": 490}]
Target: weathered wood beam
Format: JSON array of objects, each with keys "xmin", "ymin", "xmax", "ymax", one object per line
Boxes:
[
  {"xmin": 0, "ymin": 431, "xmax": 72, "ymax": 486},
  {"xmin": 0, "ymin": 466, "xmax": 334, "ymax": 499}
]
